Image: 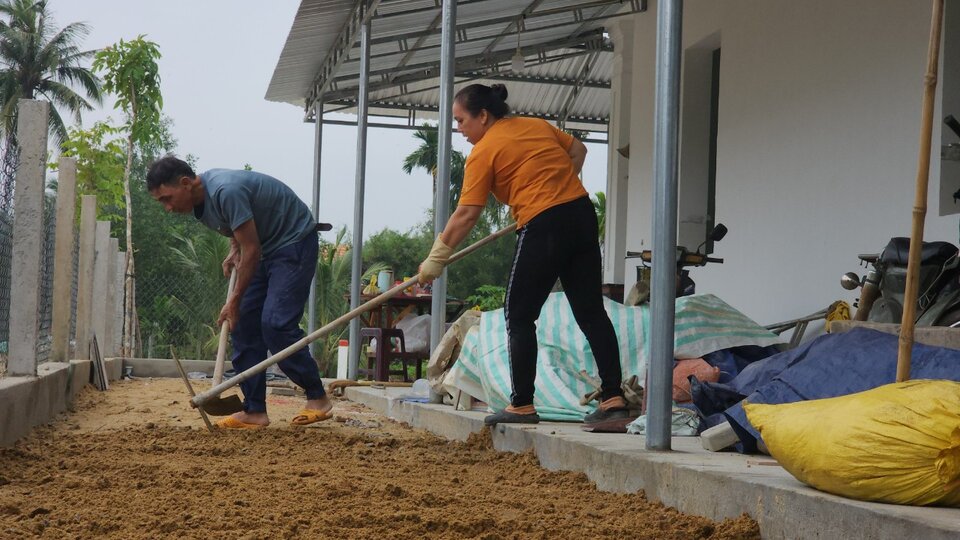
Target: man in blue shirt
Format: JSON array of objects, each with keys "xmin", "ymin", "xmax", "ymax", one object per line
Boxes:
[{"xmin": 147, "ymin": 155, "xmax": 331, "ymax": 429}]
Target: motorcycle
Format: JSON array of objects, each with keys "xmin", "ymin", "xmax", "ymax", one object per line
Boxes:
[
  {"xmin": 625, "ymin": 224, "xmax": 727, "ymax": 304},
  {"xmin": 840, "ymin": 237, "xmax": 960, "ymax": 327}
]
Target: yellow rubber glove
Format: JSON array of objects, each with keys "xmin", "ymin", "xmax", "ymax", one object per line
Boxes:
[{"xmin": 418, "ymin": 236, "xmax": 454, "ymax": 284}]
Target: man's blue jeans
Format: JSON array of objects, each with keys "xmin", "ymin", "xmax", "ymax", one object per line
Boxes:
[{"xmin": 231, "ymin": 233, "xmax": 325, "ymax": 413}]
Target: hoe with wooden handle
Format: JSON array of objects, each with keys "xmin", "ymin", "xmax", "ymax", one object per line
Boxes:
[
  {"xmin": 200, "ymin": 268, "xmax": 245, "ymax": 416},
  {"xmin": 191, "ymin": 223, "xmax": 517, "ymax": 410}
]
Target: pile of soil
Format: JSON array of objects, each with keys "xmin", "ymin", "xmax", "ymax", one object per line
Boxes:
[{"xmin": 0, "ymin": 379, "xmax": 760, "ymax": 539}]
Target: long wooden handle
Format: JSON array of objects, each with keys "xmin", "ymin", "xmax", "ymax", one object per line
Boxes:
[
  {"xmin": 191, "ymin": 223, "xmax": 517, "ymax": 408},
  {"xmin": 212, "ymin": 268, "xmax": 238, "ymax": 385},
  {"xmin": 898, "ymin": 0, "xmax": 944, "ymax": 382}
]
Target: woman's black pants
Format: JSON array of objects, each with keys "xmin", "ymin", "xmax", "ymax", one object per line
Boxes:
[{"xmin": 504, "ymin": 196, "xmax": 623, "ymax": 408}]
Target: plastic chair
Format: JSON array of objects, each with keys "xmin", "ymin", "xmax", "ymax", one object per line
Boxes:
[{"xmin": 358, "ymin": 327, "xmax": 426, "ymax": 382}]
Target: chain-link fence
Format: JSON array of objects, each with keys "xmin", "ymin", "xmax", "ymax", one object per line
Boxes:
[
  {"xmin": 35, "ymin": 193, "xmax": 58, "ymax": 363},
  {"xmin": 136, "ymin": 267, "xmax": 228, "ymax": 361},
  {"xmin": 0, "ymin": 145, "xmax": 80, "ymax": 376},
  {"xmin": 0, "ymin": 142, "xmax": 17, "ymax": 376}
]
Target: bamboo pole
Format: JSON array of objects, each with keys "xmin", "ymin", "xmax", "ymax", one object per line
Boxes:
[{"xmin": 898, "ymin": 0, "xmax": 945, "ymax": 382}]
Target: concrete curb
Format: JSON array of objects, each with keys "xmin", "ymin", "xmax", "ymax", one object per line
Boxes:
[
  {"xmin": 345, "ymin": 385, "xmax": 960, "ymax": 540},
  {"xmin": 121, "ymin": 358, "xmax": 229, "ymax": 378},
  {"xmin": 0, "ymin": 357, "xmax": 125, "ymax": 447}
]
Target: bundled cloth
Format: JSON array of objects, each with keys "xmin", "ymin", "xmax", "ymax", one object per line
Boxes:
[
  {"xmin": 724, "ymin": 327, "xmax": 960, "ymax": 452},
  {"xmin": 444, "ymin": 292, "xmax": 781, "ymax": 421}
]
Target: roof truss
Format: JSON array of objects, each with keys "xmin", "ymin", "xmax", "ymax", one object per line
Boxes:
[{"xmin": 304, "ymin": 0, "xmax": 646, "ymax": 121}]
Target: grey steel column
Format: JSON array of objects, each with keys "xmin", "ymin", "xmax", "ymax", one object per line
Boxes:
[
  {"xmin": 428, "ymin": 0, "xmax": 458, "ymax": 399},
  {"xmin": 308, "ymin": 98, "xmax": 323, "ymax": 358},
  {"xmin": 647, "ymin": 0, "xmax": 683, "ymax": 451},
  {"xmin": 348, "ymin": 14, "xmax": 372, "ymax": 380},
  {"xmin": 430, "ymin": 0, "xmax": 457, "ymax": 365}
]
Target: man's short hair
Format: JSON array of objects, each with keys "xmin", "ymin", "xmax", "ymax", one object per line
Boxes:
[{"xmin": 146, "ymin": 155, "xmax": 195, "ymax": 191}]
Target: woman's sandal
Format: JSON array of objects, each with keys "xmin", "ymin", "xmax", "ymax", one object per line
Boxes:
[
  {"xmin": 291, "ymin": 407, "xmax": 333, "ymax": 426},
  {"xmin": 216, "ymin": 416, "xmax": 267, "ymax": 430}
]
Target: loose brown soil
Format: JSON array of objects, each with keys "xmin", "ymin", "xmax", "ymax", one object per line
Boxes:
[{"xmin": 0, "ymin": 379, "xmax": 760, "ymax": 539}]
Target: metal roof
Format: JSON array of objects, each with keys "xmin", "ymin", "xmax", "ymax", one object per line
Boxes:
[{"xmin": 266, "ymin": 0, "xmax": 646, "ymax": 133}]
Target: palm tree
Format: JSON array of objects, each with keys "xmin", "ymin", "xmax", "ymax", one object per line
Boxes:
[
  {"xmin": 402, "ymin": 123, "xmax": 469, "ymax": 210},
  {"xmin": 402, "ymin": 123, "xmax": 515, "ymax": 231},
  {"xmin": 0, "ymin": 0, "xmax": 102, "ymax": 142},
  {"xmin": 402, "ymin": 125, "xmax": 438, "ymax": 180},
  {"xmin": 167, "ymin": 229, "xmax": 231, "ymax": 358},
  {"xmin": 0, "ymin": 0, "xmax": 102, "ymax": 200}
]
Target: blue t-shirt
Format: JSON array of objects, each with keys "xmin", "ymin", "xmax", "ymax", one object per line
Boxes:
[{"xmin": 193, "ymin": 169, "xmax": 315, "ymax": 257}]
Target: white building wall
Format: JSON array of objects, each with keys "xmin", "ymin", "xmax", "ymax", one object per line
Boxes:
[{"xmin": 622, "ymin": 0, "xmax": 956, "ymax": 327}]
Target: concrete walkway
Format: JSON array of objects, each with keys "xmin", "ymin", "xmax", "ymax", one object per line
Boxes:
[{"xmin": 344, "ymin": 385, "xmax": 960, "ymax": 540}]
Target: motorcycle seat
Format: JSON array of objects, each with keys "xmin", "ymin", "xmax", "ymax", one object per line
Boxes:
[{"xmin": 880, "ymin": 237, "xmax": 958, "ymax": 266}]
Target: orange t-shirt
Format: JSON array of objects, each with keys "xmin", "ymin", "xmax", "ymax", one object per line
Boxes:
[{"xmin": 457, "ymin": 117, "xmax": 587, "ymax": 228}]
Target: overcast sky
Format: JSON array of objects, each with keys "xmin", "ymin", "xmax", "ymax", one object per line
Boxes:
[{"xmin": 50, "ymin": 0, "xmax": 608, "ymax": 238}]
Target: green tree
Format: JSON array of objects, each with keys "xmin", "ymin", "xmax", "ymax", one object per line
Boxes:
[
  {"xmin": 56, "ymin": 120, "xmax": 126, "ymax": 222},
  {"xmin": 94, "ymin": 35, "xmax": 163, "ymax": 356},
  {"xmin": 363, "ymin": 227, "xmax": 431, "ymax": 280},
  {"xmin": 312, "ymin": 227, "xmax": 385, "ymax": 375},
  {"xmin": 401, "ymin": 123, "xmax": 467, "ymax": 209},
  {"xmin": 0, "ymin": 0, "xmax": 102, "ymax": 195},
  {"xmin": 362, "ymin": 217, "xmax": 513, "ymax": 307},
  {"xmin": 442, "ymin": 217, "xmax": 513, "ymax": 302},
  {"xmin": 167, "ymin": 229, "xmax": 231, "ymax": 358},
  {"xmin": 465, "ymin": 285, "xmax": 505, "ymax": 311},
  {"xmin": 0, "ymin": 0, "xmax": 102, "ymax": 140}
]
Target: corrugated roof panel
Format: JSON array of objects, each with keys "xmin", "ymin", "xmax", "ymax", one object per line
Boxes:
[
  {"xmin": 265, "ymin": 0, "xmax": 356, "ymax": 107},
  {"xmin": 267, "ymin": 0, "xmax": 640, "ymax": 132}
]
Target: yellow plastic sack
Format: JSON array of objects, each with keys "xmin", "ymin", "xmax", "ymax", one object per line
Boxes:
[{"xmin": 744, "ymin": 379, "xmax": 960, "ymax": 506}]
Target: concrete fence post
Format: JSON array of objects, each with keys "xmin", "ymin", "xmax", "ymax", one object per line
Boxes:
[
  {"xmin": 91, "ymin": 221, "xmax": 112, "ymax": 357},
  {"xmin": 114, "ymin": 251, "xmax": 124, "ymax": 358},
  {"xmin": 7, "ymin": 99, "xmax": 49, "ymax": 376},
  {"xmin": 50, "ymin": 157, "xmax": 77, "ymax": 364},
  {"xmin": 74, "ymin": 195, "xmax": 97, "ymax": 360},
  {"xmin": 103, "ymin": 237, "xmax": 119, "ymax": 357}
]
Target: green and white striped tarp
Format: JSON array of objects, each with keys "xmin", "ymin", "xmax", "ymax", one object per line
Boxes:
[{"xmin": 445, "ymin": 292, "xmax": 781, "ymax": 421}]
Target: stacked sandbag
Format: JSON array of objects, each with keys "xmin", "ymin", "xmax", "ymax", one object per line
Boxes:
[{"xmin": 745, "ymin": 379, "xmax": 960, "ymax": 506}]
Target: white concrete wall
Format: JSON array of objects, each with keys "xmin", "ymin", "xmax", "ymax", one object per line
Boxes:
[
  {"xmin": 941, "ymin": 0, "xmax": 960, "ymax": 213},
  {"xmin": 622, "ymin": 0, "xmax": 957, "ymax": 326}
]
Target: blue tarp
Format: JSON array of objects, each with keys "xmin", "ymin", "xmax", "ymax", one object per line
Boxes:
[{"xmin": 723, "ymin": 327, "xmax": 960, "ymax": 452}]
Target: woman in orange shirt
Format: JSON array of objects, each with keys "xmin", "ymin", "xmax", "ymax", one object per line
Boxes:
[{"xmin": 419, "ymin": 84, "xmax": 627, "ymax": 427}]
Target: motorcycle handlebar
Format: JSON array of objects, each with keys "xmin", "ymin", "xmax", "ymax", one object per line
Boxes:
[
  {"xmin": 681, "ymin": 253, "xmax": 724, "ymax": 266},
  {"xmin": 626, "ymin": 250, "xmax": 724, "ymax": 266}
]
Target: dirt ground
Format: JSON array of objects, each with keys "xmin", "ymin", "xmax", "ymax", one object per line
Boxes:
[{"xmin": 0, "ymin": 378, "xmax": 760, "ymax": 539}]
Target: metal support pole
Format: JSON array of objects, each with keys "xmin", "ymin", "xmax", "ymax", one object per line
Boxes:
[
  {"xmin": 308, "ymin": 98, "xmax": 324, "ymax": 358},
  {"xmin": 428, "ymin": 0, "xmax": 458, "ymax": 399},
  {"xmin": 646, "ymin": 0, "xmax": 683, "ymax": 451},
  {"xmin": 347, "ymin": 13, "xmax": 372, "ymax": 380},
  {"xmin": 430, "ymin": 0, "xmax": 458, "ymax": 378}
]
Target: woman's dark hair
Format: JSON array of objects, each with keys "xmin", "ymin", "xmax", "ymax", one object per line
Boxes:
[
  {"xmin": 454, "ymin": 83, "xmax": 510, "ymax": 119},
  {"xmin": 146, "ymin": 155, "xmax": 195, "ymax": 191}
]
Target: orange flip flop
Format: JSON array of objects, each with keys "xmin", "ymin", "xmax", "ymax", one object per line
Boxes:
[
  {"xmin": 216, "ymin": 416, "xmax": 266, "ymax": 430},
  {"xmin": 291, "ymin": 407, "xmax": 333, "ymax": 426}
]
